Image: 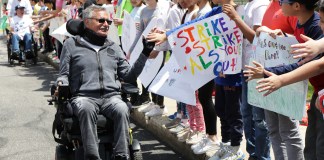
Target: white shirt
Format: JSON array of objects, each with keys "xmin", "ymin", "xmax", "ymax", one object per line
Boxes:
[
  {"xmin": 130, "ymin": 5, "xmax": 146, "ymax": 22},
  {"xmin": 7, "ymin": 0, "xmax": 33, "ymax": 17},
  {"xmin": 242, "ymin": 0, "xmax": 269, "ymax": 66},
  {"xmin": 10, "ymin": 15, "xmax": 33, "ymax": 39}
]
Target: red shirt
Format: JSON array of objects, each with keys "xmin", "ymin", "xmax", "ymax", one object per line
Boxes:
[{"xmin": 261, "ymin": 1, "xmax": 298, "ymax": 35}]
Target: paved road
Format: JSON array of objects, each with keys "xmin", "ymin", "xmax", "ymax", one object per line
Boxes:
[{"xmin": 0, "ymin": 37, "xmax": 183, "ymax": 160}]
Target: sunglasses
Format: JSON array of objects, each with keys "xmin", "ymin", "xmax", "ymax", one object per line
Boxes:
[
  {"xmin": 89, "ymin": 18, "xmax": 112, "ymax": 25},
  {"xmin": 278, "ymin": 0, "xmax": 294, "ymax": 6}
]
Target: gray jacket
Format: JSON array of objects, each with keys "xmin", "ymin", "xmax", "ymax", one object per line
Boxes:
[{"xmin": 57, "ymin": 35, "xmax": 148, "ymax": 98}]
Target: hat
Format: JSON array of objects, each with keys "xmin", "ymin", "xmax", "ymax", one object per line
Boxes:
[{"xmin": 15, "ymin": 4, "xmax": 25, "ymax": 10}]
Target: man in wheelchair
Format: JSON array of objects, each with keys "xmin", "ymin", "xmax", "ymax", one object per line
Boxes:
[
  {"xmin": 9, "ymin": 4, "xmax": 34, "ymax": 60},
  {"xmin": 56, "ymin": 5, "xmax": 155, "ymax": 160}
]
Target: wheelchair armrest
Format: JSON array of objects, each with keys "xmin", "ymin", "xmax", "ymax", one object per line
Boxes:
[{"xmin": 121, "ymin": 83, "xmax": 139, "ymax": 94}]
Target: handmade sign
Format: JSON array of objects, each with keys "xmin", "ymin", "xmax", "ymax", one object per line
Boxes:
[
  {"xmin": 128, "ymin": 18, "xmax": 165, "ymax": 87},
  {"xmin": 50, "ymin": 22, "xmax": 74, "ymax": 44},
  {"xmin": 105, "ymin": 5, "xmax": 120, "ymax": 45},
  {"xmin": 121, "ymin": 11, "xmax": 136, "ymax": 53},
  {"xmin": 149, "ymin": 55, "xmax": 196, "ymax": 105},
  {"xmin": 49, "ymin": 17, "xmax": 66, "ymax": 44},
  {"xmin": 167, "ymin": 13, "xmax": 243, "ymax": 90},
  {"xmin": 248, "ymin": 33, "xmax": 308, "ymax": 120}
]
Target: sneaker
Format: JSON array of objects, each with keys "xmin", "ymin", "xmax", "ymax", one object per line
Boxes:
[
  {"xmin": 138, "ymin": 102, "xmax": 155, "ymax": 113},
  {"xmin": 177, "ymin": 129, "xmax": 193, "ymax": 142},
  {"xmin": 169, "ymin": 122, "xmax": 189, "ymax": 134},
  {"xmin": 186, "ymin": 131, "xmax": 205, "ymax": 145},
  {"xmin": 165, "ymin": 118, "xmax": 181, "ymax": 129},
  {"xmin": 41, "ymin": 49, "xmax": 49, "ymax": 54},
  {"xmin": 208, "ymin": 142, "xmax": 231, "ymax": 160},
  {"xmin": 145, "ymin": 105, "xmax": 168, "ymax": 117},
  {"xmin": 168, "ymin": 112, "xmax": 178, "ymax": 120},
  {"xmin": 192, "ymin": 138, "xmax": 220, "ymax": 155},
  {"xmin": 219, "ymin": 146, "xmax": 245, "ymax": 160}
]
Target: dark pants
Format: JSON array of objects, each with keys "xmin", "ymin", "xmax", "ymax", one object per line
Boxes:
[
  {"xmin": 71, "ymin": 96, "xmax": 130, "ymax": 160},
  {"xmin": 43, "ymin": 28, "xmax": 54, "ymax": 52},
  {"xmin": 304, "ymin": 93, "xmax": 324, "ymax": 160},
  {"xmin": 198, "ymin": 80, "xmax": 216, "ymax": 135},
  {"xmin": 215, "ymin": 84, "xmax": 243, "ymax": 146}
]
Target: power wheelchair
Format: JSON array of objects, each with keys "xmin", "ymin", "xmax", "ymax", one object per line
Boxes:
[
  {"xmin": 48, "ymin": 83, "xmax": 143, "ymax": 160},
  {"xmin": 7, "ymin": 32, "xmax": 38, "ymax": 65}
]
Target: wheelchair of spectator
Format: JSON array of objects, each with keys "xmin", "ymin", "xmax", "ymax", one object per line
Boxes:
[
  {"xmin": 6, "ymin": 32, "xmax": 38, "ymax": 65},
  {"xmin": 48, "ymin": 82, "xmax": 143, "ymax": 160}
]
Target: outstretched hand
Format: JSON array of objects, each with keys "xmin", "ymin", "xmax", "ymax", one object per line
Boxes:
[
  {"xmin": 291, "ymin": 34, "xmax": 320, "ymax": 64},
  {"xmin": 243, "ymin": 61, "xmax": 265, "ymax": 81},
  {"xmin": 142, "ymin": 37, "xmax": 155, "ymax": 57},
  {"xmin": 256, "ymin": 71, "xmax": 282, "ymax": 96},
  {"xmin": 146, "ymin": 28, "xmax": 167, "ymax": 45}
]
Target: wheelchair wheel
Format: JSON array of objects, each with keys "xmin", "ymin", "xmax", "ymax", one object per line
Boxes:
[
  {"xmin": 32, "ymin": 57, "xmax": 37, "ymax": 65},
  {"xmin": 130, "ymin": 139, "xmax": 142, "ymax": 160},
  {"xmin": 55, "ymin": 145, "xmax": 74, "ymax": 160},
  {"xmin": 132, "ymin": 150, "xmax": 143, "ymax": 160}
]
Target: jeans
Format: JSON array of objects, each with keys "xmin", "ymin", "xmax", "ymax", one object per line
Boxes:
[
  {"xmin": 304, "ymin": 93, "xmax": 324, "ymax": 160},
  {"xmin": 242, "ymin": 78, "xmax": 271, "ymax": 160},
  {"xmin": 11, "ymin": 33, "xmax": 32, "ymax": 52},
  {"xmin": 177, "ymin": 102, "xmax": 188, "ymax": 119},
  {"xmin": 71, "ymin": 96, "xmax": 130, "ymax": 159}
]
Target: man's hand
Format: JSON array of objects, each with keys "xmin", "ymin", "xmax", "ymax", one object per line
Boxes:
[
  {"xmin": 243, "ymin": 61, "xmax": 265, "ymax": 81},
  {"xmin": 256, "ymin": 71, "xmax": 282, "ymax": 96},
  {"xmin": 291, "ymin": 34, "xmax": 321, "ymax": 64},
  {"xmin": 142, "ymin": 37, "xmax": 155, "ymax": 57},
  {"xmin": 222, "ymin": 4, "xmax": 240, "ymax": 21},
  {"xmin": 54, "ymin": 81, "xmax": 63, "ymax": 97},
  {"xmin": 146, "ymin": 28, "xmax": 167, "ymax": 45},
  {"xmin": 148, "ymin": 50, "xmax": 159, "ymax": 59}
]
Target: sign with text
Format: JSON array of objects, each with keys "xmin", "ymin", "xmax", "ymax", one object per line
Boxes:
[
  {"xmin": 167, "ymin": 13, "xmax": 243, "ymax": 90},
  {"xmin": 149, "ymin": 55, "xmax": 196, "ymax": 105},
  {"xmin": 248, "ymin": 33, "xmax": 308, "ymax": 120}
]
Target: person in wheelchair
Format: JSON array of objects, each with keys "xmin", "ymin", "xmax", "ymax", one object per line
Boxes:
[
  {"xmin": 56, "ymin": 5, "xmax": 155, "ymax": 160},
  {"xmin": 9, "ymin": 4, "xmax": 34, "ymax": 60}
]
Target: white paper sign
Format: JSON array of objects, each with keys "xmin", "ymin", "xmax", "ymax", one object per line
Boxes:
[
  {"xmin": 105, "ymin": 5, "xmax": 120, "ymax": 45},
  {"xmin": 138, "ymin": 51, "xmax": 164, "ymax": 88},
  {"xmin": 121, "ymin": 11, "xmax": 136, "ymax": 53},
  {"xmin": 248, "ymin": 33, "xmax": 308, "ymax": 120},
  {"xmin": 167, "ymin": 13, "xmax": 243, "ymax": 90},
  {"xmin": 149, "ymin": 55, "xmax": 196, "ymax": 105},
  {"xmin": 50, "ymin": 22, "xmax": 74, "ymax": 44}
]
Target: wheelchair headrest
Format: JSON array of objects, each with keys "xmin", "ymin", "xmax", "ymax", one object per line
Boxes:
[{"xmin": 66, "ymin": 19, "xmax": 85, "ymax": 36}]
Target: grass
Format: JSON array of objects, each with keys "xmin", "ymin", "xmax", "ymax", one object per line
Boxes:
[{"xmin": 307, "ymin": 82, "xmax": 314, "ymax": 102}]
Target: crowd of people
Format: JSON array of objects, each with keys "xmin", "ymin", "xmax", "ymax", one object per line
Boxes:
[{"xmin": 2, "ymin": 0, "xmax": 324, "ymax": 159}]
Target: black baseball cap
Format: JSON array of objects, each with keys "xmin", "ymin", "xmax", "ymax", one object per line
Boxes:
[{"xmin": 15, "ymin": 4, "xmax": 25, "ymax": 10}]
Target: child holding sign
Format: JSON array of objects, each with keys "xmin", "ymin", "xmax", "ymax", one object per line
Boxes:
[
  {"xmin": 245, "ymin": 0, "xmax": 324, "ymax": 159},
  {"xmin": 222, "ymin": 0, "xmax": 270, "ymax": 159}
]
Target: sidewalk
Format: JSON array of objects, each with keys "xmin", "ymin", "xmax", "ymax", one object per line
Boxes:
[{"xmin": 37, "ymin": 47, "xmax": 307, "ymax": 160}]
